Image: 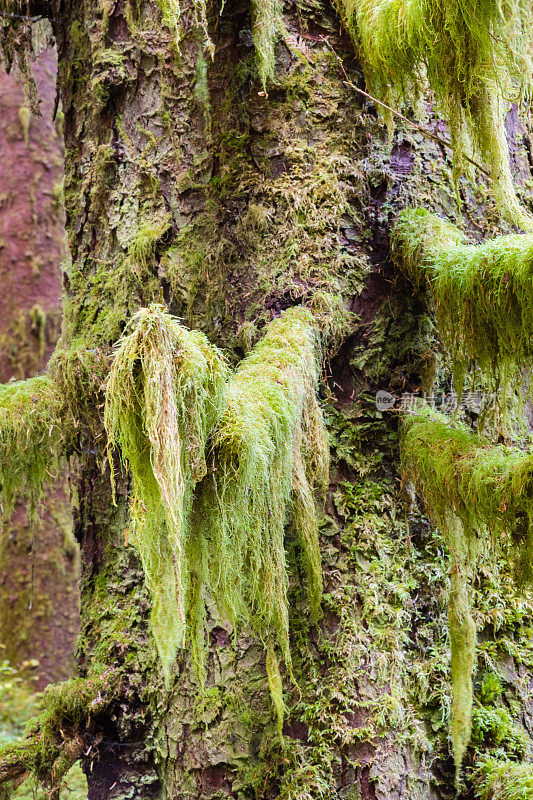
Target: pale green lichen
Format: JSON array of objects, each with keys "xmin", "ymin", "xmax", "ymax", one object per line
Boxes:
[
  {"xmin": 392, "ymin": 208, "xmax": 533, "ymax": 400},
  {"xmin": 342, "ymin": 0, "xmax": 533, "ymax": 228},
  {"xmin": 104, "ymin": 304, "xmax": 229, "ymax": 682}
]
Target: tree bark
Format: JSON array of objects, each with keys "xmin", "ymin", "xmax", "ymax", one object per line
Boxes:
[{"xmin": 3, "ymin": 1, "xmax": 533, "ymax": 799}]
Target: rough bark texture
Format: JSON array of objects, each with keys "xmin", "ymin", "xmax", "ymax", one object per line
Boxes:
[
  {"xmin": 0, "ymin": 48, "xmax": 79, "ymax": 688},
  {"xmin": 4, "ymin": 0, "xmax": 533, "ymax": 798}
]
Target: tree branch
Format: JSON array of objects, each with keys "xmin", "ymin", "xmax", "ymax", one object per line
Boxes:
[{"xmin": 0, "ymin": 672, "xmax": 117, "ymax": 795}]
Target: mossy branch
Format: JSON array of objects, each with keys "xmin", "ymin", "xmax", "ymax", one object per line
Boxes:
[
  {"xmin": 401, "ymin": 406, "xmax": 533, "ymax": 779},
  {"xmin": 0, "ymin": 672, "xmax": 116, "ymax": 797},
  {"xmin": 340, "ymin": 0, "xmax": 533, "ymax": 228},
  {"xmin": 392, "ymin": 208, "xmax": 533, "ymax": 399},
  {"xmin": 401, "ymin": 406, "xmax": 533, "ymax": 584}
]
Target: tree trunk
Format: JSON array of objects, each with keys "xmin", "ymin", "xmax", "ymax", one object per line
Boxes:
[
  {"xmin": 0, "ymin": 44, "xmax": 79, "ymax": 688},
  {"xmin": 3, "ymin": 1, "xmax": 533, "ymax": 799}
]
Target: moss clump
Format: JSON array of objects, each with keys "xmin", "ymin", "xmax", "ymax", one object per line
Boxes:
[
  {"xmin": 202, "ymin": 306, "xmax": 328, "ymax": 728},
  {"xmin": 392, "ymin": 208, "xmax": 533, "ymax": 400},
  {"xmin": 104, "ymin": 304, "xmax": 328, "ymax": 724},
  {"xmin": 127, "ymin": 215, "xmax": 172, "ymax": 270},
  {"xmin": 0, "ymin": 377, "xmax": 62, "ymax": 521},
  {"xmin": 479, "ymin": 673, "xmax": 503, "ymax": 706},
  {"xmin": 473, "ymin": 757, "xmax": 533, "ymax": 799},
  {"xmin": 342, "ymin": 0, "xmax": 533, "ymax": 228},
  {"xmin": 401, "ymin": 406, "xmax": 533, "ymax": 586},
  {"xmin": 104, "ymin": 304, "xmax": 229, "ymax": 682},
  {"xmin": 472, "ymin": 706, "xmax": 529, "ymax": 758}
]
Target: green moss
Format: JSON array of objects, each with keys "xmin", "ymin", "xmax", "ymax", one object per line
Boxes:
[
  {"xmin": 447, "ymin": 516, "xmax": 477, "ymax": 783},
  {"xmin": 196, "ymin": 307, "xmax": 328, "ymax": 725},
  {"xmin": 479, "ymin": 672, "xmax": 503, "ymax": 706},
  {"xmin": 104, "ymin": 304, "xmax": 229, "ymax": 683},
  {"xmin": 392, "ymin": 208, "xmax": 533, "ymax": 403},
  {"xmin": 127, "ymin": 214, "xmax": 171, "ymax": 270},
  {"xmin": 472, "ymin": 706, "xmax": 529, "ymax": 758},
  {"xmin": 401, "ymin": 406, "xmax": 533, "ymax": 587},
  {"xmin": 0, "ymin": 672, "xmax": 111, "ymax": 796},
  {"xmin": 0, "ymin": 377, "xmax": 63, "ymax": 521},
  {"xmin": 473, "ymin": 757, "xmax": 533, "ymax": 799},
  {"xmin": 341, "ymin": 0, "xmax": 533, "ymax": 228},
  {"xmin": 156, "ymin": 0, "xmax": 213, "ymax": 59},
  {"xmin": 206, "ymin": 305, "xmax": 326, "ymax": 646},
  {"xmin": 250, "ymin": 0, "xmax": 283, "ymax": 86},
  {"xmin": 401, "ymin": 406, "xmax": 533, "ymax": 778},
  {"xmin": 266, "ymin": 639, "xmax": 285, "ymax": 736}
]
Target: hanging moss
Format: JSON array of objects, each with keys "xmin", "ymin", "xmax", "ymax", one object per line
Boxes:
[
  {"xmin": 201, "ymin": 306, "xmax": 328, "ymax": 727},
  {"xmin": 103, "ymin": 304, "xmax": 327, "ymax": 725},
  {"xmin": 250, "ymin": 0, "xmax": 283, "ymax": 87},
  {"xmin": 266, "ymin": 638, "xmax": 285, "ymax": 737},
  {"xmin": 401, "ymin": 406, "xmax": 533, "ymax": 585},
  {"xmin": 446, "ymin": 515, "xmax": 477, "ymax": 784},
  {"xmin": 156, "ymin": 0, "xmax": 213, "ymax": 57},
  {"xmin": 400, "ymin": 406, "xmax": 533, "ymax": 778},
  {"xmin": 473, "ymin": 757, "xmax": 533, "ymax": 800},
  {"xmin": 392, "ymin": 208, "xmax": 533, "ymax": 399},
  {"xmin": 104, "ymin": 304, "xmax": 229, "ymax": 682},
  {"xmin": 341, "ymin": 0, "xmax": 533, "ymax": 228},
  {"xmin": 0, "ymin": 376, "xmax": 63, "ymax": 522}
]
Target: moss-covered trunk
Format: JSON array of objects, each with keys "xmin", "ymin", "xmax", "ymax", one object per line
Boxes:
[{"xmin": 4, "ymin": 0, "xmax": 533, "ymax": 798}]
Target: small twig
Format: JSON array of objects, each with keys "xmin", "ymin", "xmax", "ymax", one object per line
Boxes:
[
  {"xmin": 319, "ymin": 36, "xmax": 493, "ymax": 181},
  {"xmin": 0, "ymin": 13, "xmax": 47, "ymax": 19}
]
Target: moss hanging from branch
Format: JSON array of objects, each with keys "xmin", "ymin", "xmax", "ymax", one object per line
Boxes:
[
  {"xmin": 341, "ymin": 0, "xmax": 533, "ymax": 228},
  {"xmin": 0, "ymin": 376, "xmax": 63, "ymax": 522},
  {"xmin": 401, "ymin": 406, "xmax": 533, "ymax": 777},
  {"xmin": 250, "ymin": 0, "xmax": 283, "ymax": 87},
  {"xmin": 392, "ymin": 208, "xmax": 533, "ymax": 399},
  {"xmin": 401, "ymin": 406, "xmax": 533, "ymax": 585},
  {"xmin": 156, "ymin": 0, "xmax": 281, "ymax": 86},
  {"xmin": 203, "ymin": 306, "xmax": 328, "ymax": 729},
  {"xmin": 104, "ymin": 305, "xmax": 328, "ymax": 723},
  {"xmin": 446, "ymin": 514, "xmax": 477, "ymax": 784},
  {"xmin": 104, "ymin": 304, "xmax": 229, "ymax": 682}
]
